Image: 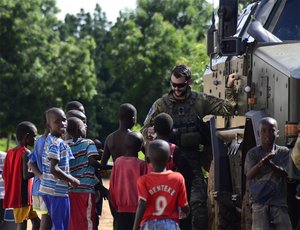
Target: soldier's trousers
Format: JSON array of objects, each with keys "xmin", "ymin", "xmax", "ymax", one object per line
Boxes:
[{"xmin": 189, "ymin": 160, "xmax": 208, "ymax": 230}]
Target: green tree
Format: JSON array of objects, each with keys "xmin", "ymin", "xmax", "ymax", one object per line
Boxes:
[{"xmin": 0, "ymin": 0, "xmax": 97, "ymax": 136}]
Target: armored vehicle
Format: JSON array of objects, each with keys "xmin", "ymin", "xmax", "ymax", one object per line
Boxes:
[{"xmin": 204, "ymin": 0, "xmax": 300, "ymax": 229}]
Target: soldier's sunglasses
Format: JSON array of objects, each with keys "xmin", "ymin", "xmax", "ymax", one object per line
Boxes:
[{"xmin": 170, "ymin": 81, "xmax": 187, "ymax": 88}]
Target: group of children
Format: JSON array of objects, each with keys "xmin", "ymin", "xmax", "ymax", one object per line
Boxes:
[
  {"xmin": 104, "ymin": 103, "xmax": 190, "ymax": 230},
  {"xmin": 1, "ymin": 101, "xmax": 191, "ymax": 230},
  {"xmin": 1, "ymin": 100, "xmax": 298, "ymax": 230}
]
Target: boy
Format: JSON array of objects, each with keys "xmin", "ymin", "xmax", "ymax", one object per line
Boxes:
[
  {"xmin": 28, "ymin": 113, "xmax": 52, "ymax": 230},
  {"xmin": 39, "ymin": 107, "xmax": 80, "ymax": 230},
  {"xmin": 148, "ymin": 113, "xmax": 193, "ymax": 229},
  {"xmin": 67, "ymin": 117, "xmax": 100, "ymax": 230},
  {"xmin": 3, "ymin": 121, "xmax": 40, "ymax": 229},
  {"xmin": 64, "ymin": 109, "xmax": 87, "ymax": 142},
  {"xmin": 65, "ymin": 101, "xmax": 85, "ymax": 114},
  {"xmin": 133, "ymin": 140, "xmax": 190, "ymax": 230},
  {"xmin": 66, "ymin": 109, "xmax": 87, "ymax": 125},
  {"xmin": 109, "ymin": 132, "xmax": 147, "ymax": 230},
  {"xmin": 244, "ymin": 117, "xmax": 292, "ymax": 229},
  {"xmin": 101, "ymin": 103, "xmax": 137, "ymax": 167}
]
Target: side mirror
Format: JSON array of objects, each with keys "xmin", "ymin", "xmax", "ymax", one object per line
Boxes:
[{"xmin": 207, "ymin": 24, "xmax": 218, "ymax": 57}]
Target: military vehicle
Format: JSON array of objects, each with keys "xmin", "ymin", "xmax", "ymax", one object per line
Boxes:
[{"xmin": 204, "ymin": 0, "xmax": 300, "ymax": 229}]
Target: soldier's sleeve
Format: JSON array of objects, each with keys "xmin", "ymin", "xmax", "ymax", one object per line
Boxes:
[
  {"xmin": 203, "ymin": 86, "xmax": 237, "ymax": 116},
  {"xmin": 292, "ymin": 133, "xmax": 300, "ymax": 170},
  {"xmin": 140, "ymin": 98, "xmax": 164, "ymax": 140}
]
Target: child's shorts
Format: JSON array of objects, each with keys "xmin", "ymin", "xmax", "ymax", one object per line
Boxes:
[
  {"xmin": 32, "ymin": 195, "xmax": 48, "ymax": 214},
  {"xmin": 141, "ymin": 218, "xmax": 180, "ymax": 230},
  {"xmin": 13, "ymin": 206, "xmax": 38, "ymax": 223},
  {"xmin": 4, "ymin": 208, "xmax": 14, "ymax": 222}
]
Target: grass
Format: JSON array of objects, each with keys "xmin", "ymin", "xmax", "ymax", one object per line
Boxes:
[{"xmin": 0, "ymin": 138, "xmax": 16, "ymax": 152}]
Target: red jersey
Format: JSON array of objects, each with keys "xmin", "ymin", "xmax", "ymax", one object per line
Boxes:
[
  {"xmin": 137, "ymin": 170, "xmax": 188, "ymax": 226},
  {"xmin": 147, "ymin": 143, "xmax": 176, "ymax": 172},
  {"xmin": 3, "ymin": 146, "xmax": 33, "ymax": 208},
  {"xmin": 109, "ymin": 156, "xmax": 147, "ymax": 212}
]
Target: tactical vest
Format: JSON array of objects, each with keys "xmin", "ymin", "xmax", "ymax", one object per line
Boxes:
[{"xmin": 161, "ymin": 92, "xmax": 210, "ymax": 149}]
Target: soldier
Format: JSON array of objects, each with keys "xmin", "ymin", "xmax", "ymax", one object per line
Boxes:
[{"xmin": 141, "ymin": 64, "xmax": 237, "ymax": 230}]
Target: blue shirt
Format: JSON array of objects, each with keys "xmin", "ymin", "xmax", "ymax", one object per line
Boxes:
[
  {"xmin": 39, "ymin": 134, "xmax": 74, "ymax": 197},
  {"xmin": 69, "ymin": 138, "xmax": 99, "ymax": 193},
  {"xmin": 29, "ymin": 135, "xmax": 46, "ymax": 196}
]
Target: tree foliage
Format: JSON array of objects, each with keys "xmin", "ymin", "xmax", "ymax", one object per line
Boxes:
[
  {"xmin": 0, "ymin": 0, "xmax": 97, "ymax": 133},
  {"xmin": 0, "ymin": 0, "xmax": 212, "ymax": 141}
]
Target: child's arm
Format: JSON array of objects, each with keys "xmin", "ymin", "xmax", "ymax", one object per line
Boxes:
[
  {"xmin": 265, "ymin": 159, "xmax": 288, "ymax": 177},
  {"xmin": 100, "ymin": 138, "xmax": 111, "ymax": 169},
  {"xmin": 180, "ymin": 205, "xmax": 190, "ymax": 219},
  {"xmin": 133, "ymin": 199, "xmax": 146, "ymax": 230},
  {"xmin": 22, "ymin": 150, "xmax": 34, "ymax": 180},
  {"xmin": 88, "ymin": 155, "xmax": 101, "ymax": 168},
  {"xmin": 28, "ymin": 161, "xmax": 43, "ymax": 181},
  {"xmin": 246, "ymin": 151, "xmax": 275, "ymax": 179},
  {"xmin": 50, "ymin": 159, "xmax": 80, "ymax": 187}
]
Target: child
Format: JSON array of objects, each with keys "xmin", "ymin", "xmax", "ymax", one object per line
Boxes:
[
  {"xmin": 244, "ymin": 117, "xmax": 292, "ymax": 229},
  {"xmin": 3, "ymin": 121, "xmax": 40, "ymax": 229},
  {"xmin": 133, "ymin": 139, "xmax": 189, "ymax": 230},
  {"xmin": 39, "ymin": 107, "xmax": 80, "ymax": 230},
  {"xmin": 65, "ymin": 100, "xmax": 85, "ymax": 114},
  {"xmin": 28, "ymin": 112, "xmax": 52, "ymax": 230},
  {"xmin": 109, "ymin": 132, "xmax": 147, "ymax": 230},
  {"xmin": 65, "ymin": 109, "xmax": 87, "ymax": 142},
  {"xmin": 149, "ymin": 113, "xmax": 193, "ymax": 229},
  {"xmin": 66, "ymin": 109, "xmax": 87, "ymax": 124},
  {"xmin": 147, "ymin": 113, "xmax": 192, "ymax": 177},
  {"xmin": 67, "ymin": 117, "xmax": 100, "ymax": 230},
  {"xmin": 101, "ymin": 103, "xmax": 137, "ymax": 167}
]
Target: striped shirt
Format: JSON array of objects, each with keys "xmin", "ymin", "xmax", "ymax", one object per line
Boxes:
[
  {"xmin": 39, "ymin": 134, "xmax": 74, "ymax": 197},
  {"xmin": 69, "ymin": 138, "xmax": 99, "ymax": 193}
]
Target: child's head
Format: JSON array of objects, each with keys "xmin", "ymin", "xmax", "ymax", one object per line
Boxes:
[
  {"xmin": 148, "ymin": 139, "xmax": 170, "ymax": 170},
  {"xmin": 16, "ymin": 121, "xmax": 37, "ymax": 147},
  {"xmin": 154, "ymin": 113, "xmax": 173, "ymax": 137},
  {"xmin": 67, "ymin": 117, "xmax": 86, "ymax": 139},
  {"xmin": 65, "ymin": 101, "xmax": 85, "ymax": 114},
  {"xmin": 258, "ymin": 117, "xmax": 279, "ymax": 147},
  {"xmin": 119, "ymin": 103, "xmax": 137, "ymax": 129},
  {"xmin": 66, "ymin": 109, "xmax": 87, "ymax": 125},
  {"xmin": 124, "ymin": 131, "xmax": 144, "ymax": 156},
  {"xmin": 46, "ymin": 107, "xmax": 67, "ymax": 137}
]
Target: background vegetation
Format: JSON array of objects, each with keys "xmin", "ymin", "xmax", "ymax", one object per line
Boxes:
[{"xmin": 2, "ymin": 0, "xmax": 249, "ymax": 150}]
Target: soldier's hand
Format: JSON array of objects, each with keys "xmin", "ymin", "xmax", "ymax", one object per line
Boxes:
[{"xmin": 227, "ymin": 73, "xmax": 237, "ymax": 88}]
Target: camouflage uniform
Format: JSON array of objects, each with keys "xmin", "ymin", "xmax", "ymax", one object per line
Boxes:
[{"xmin": 141, "ymin": 87, "xmax": 236, "ymax": 230}]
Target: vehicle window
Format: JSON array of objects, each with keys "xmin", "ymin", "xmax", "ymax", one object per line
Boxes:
[{"xmin": 272, "ymin": 0, "xmax": 300, "ymax": 41}]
